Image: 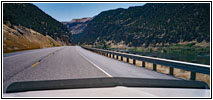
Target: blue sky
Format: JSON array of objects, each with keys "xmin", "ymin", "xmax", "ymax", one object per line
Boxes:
[{"xmin": 33, "ymin": 3, "xmax": 145, "ymax": 22}]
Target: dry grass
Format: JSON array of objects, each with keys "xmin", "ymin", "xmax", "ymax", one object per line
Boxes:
[
  {"xmin": 174, "ymin": 68, "xmax": 191, "ymax": 80},
  {"xmin": 129, "ymin": 59, "xmax": 133, "ymax": 64},
  {"xmin": 3, "ymin": 24, "xmax": 62, "ymax": 53},
  {"xmin": 156, "ymin": 65, "xmax": 170, "ymax": 74},
  {"xmin": 196, "ymin": 73, "xmax": 210, "ymax": 86},
  {"xmin": 119, "ymin": 57, "xmax": 142, "ymax": 67},
  {"xmin": 145, "ymin": 62, "xmax": 153, "ymax": 70},
  {"xmin": 110, "ymin": 54, "xmax": 113, "ymax": 58},
  {"xmin": 118, "ymin": 56, "xmax": 121, "ymax": 61},
  {"xmin": 152, "ymin": 64, "xmax": 210, "ymax": 85},
  {"xmin": 123, "ymin": 57, "xmax": 127, "ymax": 62},
  {"xmin": 136, "ymin": 60, "xmax": 142, "ymax": 66}
]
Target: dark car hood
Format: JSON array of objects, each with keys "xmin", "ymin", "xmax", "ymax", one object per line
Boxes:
[{"xmin": 6, "ymin": 77, "xmax": 209, "ymax": 93}]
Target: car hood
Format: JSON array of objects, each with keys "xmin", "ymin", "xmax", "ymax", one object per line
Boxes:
[
  {"xmin": 4, "ymin": 77, "xmax": 210, "ymax": 97},
  {"xmin": 4, "ymin": 86, "xmax": 210, "ymax": 97}
]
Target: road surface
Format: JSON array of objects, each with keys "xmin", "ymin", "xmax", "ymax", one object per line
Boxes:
[{"xmin": 3, "ymin": 46, "xmax": 178, "ymax": 92}]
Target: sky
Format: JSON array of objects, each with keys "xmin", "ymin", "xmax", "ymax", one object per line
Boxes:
[{"xmin": 33, "ymin": 3, "xmax": 145, "ymax": 22}]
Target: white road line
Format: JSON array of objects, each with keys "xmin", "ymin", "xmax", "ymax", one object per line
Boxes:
[{"xmin": 76, "ymin": 46, "xmax": 112, "ymax": 77}]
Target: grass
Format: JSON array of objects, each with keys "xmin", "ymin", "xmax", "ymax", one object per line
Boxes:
[
  {"xmin": 129, "ymin": 43, "xmax": 210, "ymax": 56},
  {"xmin": 156, "ymin": 43, "xmax": 210, "ymax": 55},
  {"xmin": 3, "ymin": 24, "xmax": 63, "ymax": 54}
]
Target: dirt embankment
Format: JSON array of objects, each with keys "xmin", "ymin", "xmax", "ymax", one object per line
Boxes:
[{"xmin": 3, "ymin": 24, "xmax": 63, "ymax": 53}]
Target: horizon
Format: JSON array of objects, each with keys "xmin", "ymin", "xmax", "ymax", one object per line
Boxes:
[{"xmin": 33, "ymin": 3, "xmax": 145, "ymax": 22}]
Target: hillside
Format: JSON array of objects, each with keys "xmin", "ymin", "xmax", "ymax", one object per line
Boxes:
[
  {"xmin": 62, "ymin": 17, "xmax": 92, "ymax": 34},
  {"xmin": 3, "ymin": 3, "xmax": 72, "ymax": 44},
  {"xmin": 3, "ymin": 24, "xmax": 62, "ymax": 53},
  {"xmin": 74, "ymin": 3, "xmax": 210, "ymax": 47}
]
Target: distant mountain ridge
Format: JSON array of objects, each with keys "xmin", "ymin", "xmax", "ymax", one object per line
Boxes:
[
  {"xmin": 70, "ymin": 17, "xmax": 92, "ymax": 23},
  {"xmin": 62, "ymin": 17, "xmax": 92, "ymax": 34},
  {"xmin": 73, "ymin": 3, "xmax": 210, "ymax": 47}
]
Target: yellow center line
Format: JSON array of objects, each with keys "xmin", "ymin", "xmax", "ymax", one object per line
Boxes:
[{"xmin": 32, "ymin": 62, "xmax": 39, "ymax": 67}]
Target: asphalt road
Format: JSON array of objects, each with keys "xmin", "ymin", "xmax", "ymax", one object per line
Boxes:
[{"xmin": 3, "ymin": 46, "xmax": 178, "ymax": 92}]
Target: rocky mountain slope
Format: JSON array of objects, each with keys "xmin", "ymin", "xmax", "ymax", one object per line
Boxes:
[
  {"xmin": 62, "ymin": 17, "xmax": 92, "ymax": 34},
  {"xmin": 3, "ymin": 24, "xmax": 62, "ymax": 53},
  {"xmin": 3, "ymin": 3, "xmax": 72, "ymax": 45},
  {"xmin": 3, "ymin": 3, "xmax": 72, "ymax": 53},
  {"xmin": 73, "ymin": 3, "xmax": 210, "ymax": 47}
]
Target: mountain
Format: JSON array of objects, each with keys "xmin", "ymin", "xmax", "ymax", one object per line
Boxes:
[
  {"xmin": 70, "ymin": 17, "xmax": 93, "ymax": 23},
  {"xmin": 3, "ymin": 3, "xmax": 72, "ymax": 52},
  {"xmin": 73, "ymin": 3, "xmax": 210, "ymax": 47},
  {"xmin": 3, "ymin": 24, "xmax": 62, "ymax": 53},
  {"xmin": 62, "ymin": 17, "xmax": 92, "ymax": 34},
  {"xmin": 3, "ymin": 3, "xmax": 72, "ymax": 45}
]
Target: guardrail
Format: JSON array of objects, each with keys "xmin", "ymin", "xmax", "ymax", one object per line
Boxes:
[{"xmin": 82, "ymin": 46, "xmax": 210, "ymax": 81}]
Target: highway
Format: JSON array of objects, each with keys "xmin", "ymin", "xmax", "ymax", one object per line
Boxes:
[{"xmin": 3, "ymin": 46, "xmax": 178, "ymax": 92}]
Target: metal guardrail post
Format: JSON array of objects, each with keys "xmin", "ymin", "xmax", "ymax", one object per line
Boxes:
[
  {"xmin": 191, "ymin": 72, "xmax": 196, "ymax": 80},
  {"xmin": 153, "ymin": 64, "xmax": 157, "ymax": 71},
  {"xmin": 169, "ymin": 67, "xmax": 174, "ymax": 75},
  {"xmin": 133, "ymin": 59, "xmax": 136, "ymax": 65},
  {"xmin": 126, "ymin": 58, "xmax": 129, "ymax": 63},
  {"xmin": 142, "ymin": 61, "xmax": 145, "ymax": 67}
]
